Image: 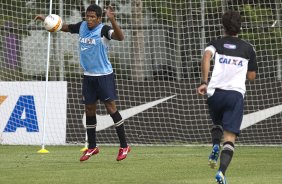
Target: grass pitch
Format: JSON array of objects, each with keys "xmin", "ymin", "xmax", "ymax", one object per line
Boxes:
[{"xmin": 0, "ymin": 145, "xmax": 282, "ymax": 184}]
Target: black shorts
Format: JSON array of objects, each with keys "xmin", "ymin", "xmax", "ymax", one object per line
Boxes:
[
  {"xmin": 207, "ymin": 89, "xmax": 244, "ymax": 135},
  {"xmin": 82, "ymin": 73, "xmax": 118, "ymax": 104}
]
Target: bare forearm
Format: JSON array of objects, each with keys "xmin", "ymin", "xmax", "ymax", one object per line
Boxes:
[
  {"xmin": 60, "ymin": 24, "xmax": 70, "ymax": 32},
  {"xmin": 109, "ymin": 18, "xmax": 124, "ymax": 41},
  {"xmin": 201, "ymin": 51, "xmax": 212, "ymax": 82}
]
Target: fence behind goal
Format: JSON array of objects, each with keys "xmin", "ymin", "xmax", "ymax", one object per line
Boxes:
[{"xmin": 0, "ymin": 0, "xmax": 281, "ymax": 146}]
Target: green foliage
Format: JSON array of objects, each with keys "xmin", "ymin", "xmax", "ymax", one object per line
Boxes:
[
  {"xmin": 205, "ymin": 0, "xmax": 223, "ymax": 14},
  {"xmin": 143, "ymin": 0, "xmax": 187, "ymax": 24},
  {"xmin": 241, "ymin": 28, "xmax": 282, "ymax": 53},
  {"xmin": 0, "ymin": 0, "xmax": 34, "ymax": 37},
  {"xmin": 0, "ymin": 0, "xmax": 33, "ymax": 26},
  {"xmin": 243, "ymin": 4, "xmax": 274, "ymax": 23},
  {"xmin": 240, "ymin": 4, "xmax": 282, "ymax": 58},
  {"xmin": 33, "ymin": 0, "xmax": 84, "ymax": 18},
  {"xmin": 0, "ymin": 0, "xmax": 86, "ymax": 29},
  {"xmin": 101, "ymin": 0, "xmax": 131, "ymax": 24}
]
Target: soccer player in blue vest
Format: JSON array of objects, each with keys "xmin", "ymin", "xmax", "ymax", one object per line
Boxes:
[
  {"xmin": 35, "ymin": 4, "xmax": 130, "ymax": 162},
  {"xmin": 197, "ymin": 10, "xmax": 257, "ymax": 184}
]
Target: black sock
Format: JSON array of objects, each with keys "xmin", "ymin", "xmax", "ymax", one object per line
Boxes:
[
  {"xmin": 219, "ymin": 141, "xmax": 234, "ymax": 175},
  {"xmin": 111, "ymin": 111, "xmax": 127, "ymax": 148},
  {"xmin": 86, "ymin": 116, "xmax": 97, "ymax": 149},
  {"xmin": 211, "ymin": 125, "xmax": 223, "ymax": 146}
]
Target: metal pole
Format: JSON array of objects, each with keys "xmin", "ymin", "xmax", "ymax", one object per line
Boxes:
[
  {"xmin": 175, "ymin": 15, "xmax": 182, "ymax": 81},
  {"xmin": 275, "ymin": 0, "xmax": 281, "ymax": 80},
  {"xmin": 38, "ymin": 0, "xmax": 53, "ymax": 153},
  {"xmin": 201, "ymin": 0, "xmax": 205, "ymax": 54},
  {"xmin": 59, "ymin": 0, "xmax": 64, "ymax": 81}
]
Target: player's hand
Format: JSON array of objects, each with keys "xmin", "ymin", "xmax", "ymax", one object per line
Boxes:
[
  {"xmin": 104, "ymin": 5, "xmax": 115, "ymax": 20},
  {"xmin": 34, "ymin": 15, "xmax": 46, "ymax": 22},
  {"xmin": 197, "ymin": 84, "xmax": 207, "ymax": 95}
]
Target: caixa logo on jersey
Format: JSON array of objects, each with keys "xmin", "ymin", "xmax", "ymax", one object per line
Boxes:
[
  {"xmin": 1, "ymin": 95, "xmax": 39, "ymax": 132},
  {"xmin": 219, "ymin": 57, "xmax": 244, "ymax": 67}
]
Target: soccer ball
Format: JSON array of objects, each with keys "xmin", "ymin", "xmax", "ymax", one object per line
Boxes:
[{"xmin": 44, "ymin": 14, "xmax": 63, "ymax": 32}]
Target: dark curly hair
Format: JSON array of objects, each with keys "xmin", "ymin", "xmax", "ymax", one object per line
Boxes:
[
  {"xmin": 222, "ymin": 10, "xmax": 241, "ymax": 36},
  {"xmin": 86, "ymin": 4, "xmax": 102, "ymax": 18}
]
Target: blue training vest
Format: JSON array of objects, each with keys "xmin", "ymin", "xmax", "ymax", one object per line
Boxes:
[{"xmin": 79, "ymin": 22, "xmax": 113, "ymax": 75}]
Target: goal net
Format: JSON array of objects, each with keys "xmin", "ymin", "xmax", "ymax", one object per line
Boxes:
[{"xmin": 0, "ymin": 0, "xmax": 281, "ymax": 146}]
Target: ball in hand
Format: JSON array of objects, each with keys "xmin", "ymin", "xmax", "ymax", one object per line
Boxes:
[{"xmin": 44, "ymin": 14, "xmax": 63, "ymax": 32}]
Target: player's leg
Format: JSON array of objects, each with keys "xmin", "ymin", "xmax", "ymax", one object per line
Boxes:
[
  {"xmin": 104, "ymin": 101, "xmax": 127, "ymax": 147},
  {"xmin": 80, "ymin": 76, "xmax": 100, "ymax": 162},
  {"xmin": 216, "ymin": 90, "xmax": 243, "ymax": 184},
  {"xmin": 215, "ymin": 131, "xmax": 235, "ymax": 184},
  {"xmin": 104, "ymin": 101, "xmax": 130, "ymax": 161},
  {"xmin": 80, "ymin": 103, "xmax": 100, "ymax": 161},
  {"xmin": 207, "ymin": 89, "xmax": 225, "ymax": 168},
  {"xmin": 85, "ymin": 104, "xmax": 98, "ymax": 149},
  {"xmin": 209, "ymin": 125, "xmax": 223, "ymax": 168},
  {"xmin": 218, "ymin": 131, "xmax": 236, "ymax": 175},
  {"xmin": 99, "ymin": 73, "xmax": 130, "ymax": 161}
]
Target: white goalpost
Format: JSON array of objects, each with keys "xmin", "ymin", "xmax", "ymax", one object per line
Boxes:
[{"xmin": 0, "ymin": 0, "xmax": 281, "ymax": 147}]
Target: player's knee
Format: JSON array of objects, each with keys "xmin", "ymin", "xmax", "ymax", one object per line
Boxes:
[
  {"xmin": 105, "ymin": 101, "xmax": 117, "ymax": 114},
  {"xmin": 85, "ymin": 105, "xmax": 96, "ymax": 116}
]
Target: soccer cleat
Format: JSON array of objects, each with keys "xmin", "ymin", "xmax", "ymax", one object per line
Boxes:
[
  {"xmin": 80, "ymin": 147, "xmax": 99, "ymax": 162},
  {"xmin": 215, "ymin": 171, "xmax": 228, "ymax": 184},
  {"xmin": 116, "ymin": 145, "xmax": 131, "ymax": 161},
  {"xmin": 208, "ymin": 144, "xmax": 220, "ymax": 169}
]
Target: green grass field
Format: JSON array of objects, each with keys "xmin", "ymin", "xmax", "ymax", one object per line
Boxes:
[{"xmin": 1, "ymin": 145, "xmax": 282, "ymax": 184}]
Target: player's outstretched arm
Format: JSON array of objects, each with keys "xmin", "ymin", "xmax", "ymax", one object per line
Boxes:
[
  {"xmin": 105, "ymin": 6, "xmax": 124, "ymax": 41},
  {"xmin": 34, "ymin": 15, "xmax": 70, "ymax": 32},
  {"xmin": 34, "ymin": 15, "xmax": 45, "ymax": 22},
  {"xmin": 60, "ymin": 24, "xmax": 70, "ymax": 32}
]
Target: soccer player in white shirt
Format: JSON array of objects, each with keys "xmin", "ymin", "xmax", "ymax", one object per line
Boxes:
[{"xmin": 197, "ymin": 10, "xmax": 257, "ymax": 184}]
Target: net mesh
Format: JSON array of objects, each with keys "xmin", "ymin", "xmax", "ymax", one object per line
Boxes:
[{"xmin": 0, "ymin": 0, "xmax": 281, "ymax": 145}]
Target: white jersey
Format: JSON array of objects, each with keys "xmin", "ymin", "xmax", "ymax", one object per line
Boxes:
[{"xmin": 205, "ymin": 36, "xmax": 257, "ymax": 97}]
